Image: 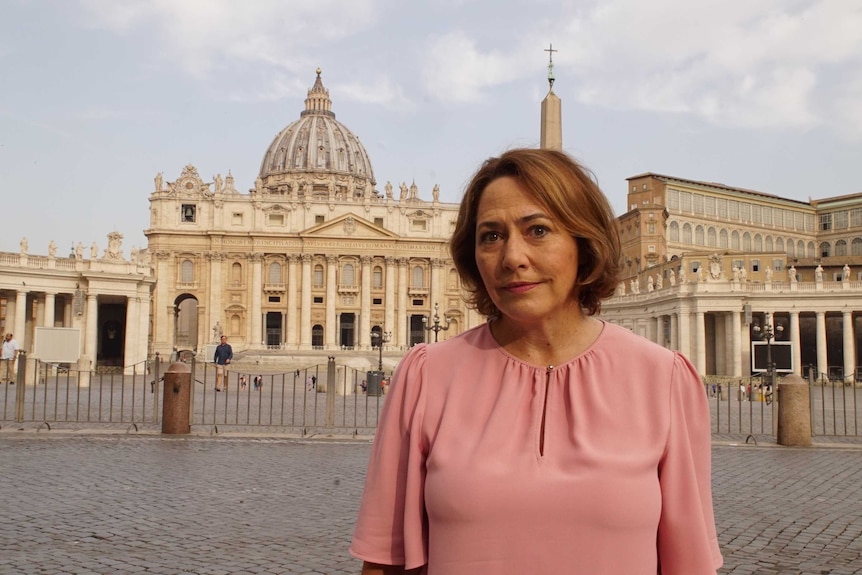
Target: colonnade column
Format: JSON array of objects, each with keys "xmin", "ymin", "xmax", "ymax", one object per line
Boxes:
[
  {"xmin": 397, "ymin": 259, "xmax": 409, "ymax": 348},
  {"xmin": 384, "ymin": 257, "xmax": 396, "ymax": 339},
  {"xmin": 250, "ymin": 254, "xmax": 263, "ymax": 348},
  {"xmin": 14, "ymin": 291, "xmax": 27, "ymax": 348},
  {"xmin": 695, "ymin": 311, "xmax": 706, "ymax": 375},
  {"xmin": 731, "ymin": 310, "xmax": 742, "ymax": 377},
  {"xmin": 325, "ymin": 255, "xmax": 338, "ymax": 349},
  {"xmin": 677, "ymin": 308, "xmax": 690, "ymax": 358},
  {"xmin": 669, "ymin": 313, "xmax": 679, "ymax": 352},
  {"xmin": 153, "ymin": 251, "xmax": 171, "ymax": 354},
  {"xmin": 654, "ymin": 316, "xmax": 661, "ymax": 345},
  {"xmin": 430, "ymin": 259, "xmax": 443, "ymax": 311},
  {"xmin": 43, "ymin": 292, "xmax": 56, "ymax": 327},
  {"xmin": 815, "ymin": 311, "xmax": 828, "ymax": 380},
  {"xmin": 124, "ymin": 297, "xmax": 139, "ymax": 372},
  {"xmin": 287, "ymin": 255, "xmax": 298, "ymax": 348},
  {"xmin": 843, "ymin": 310, "xmax": 855, "ymax": 383},
  {"xmin": 789, "ymin": 311, "xmax": 801, "ymax": 376},
  {"xmin": 360, "ymin": 256, "xmax": 372, "ymax": 349},
  {"xmin": 85, "ymin": 293, "xmax": 98, "ymax": 370},
  {"xmin": 300, "ymin": 254, "xmax": 312, "ymax": 349}
]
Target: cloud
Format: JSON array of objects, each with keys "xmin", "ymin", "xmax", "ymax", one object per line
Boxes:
[
  {"xmin": 79, "ymin": 0, "xmax": 378, "ymax": 76},
  {"xmin": 336, "ymin": 77, "xmax": 413, "ymax": 110}
]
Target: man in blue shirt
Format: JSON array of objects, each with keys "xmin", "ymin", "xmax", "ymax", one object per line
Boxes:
[{"xmin": 213, "ymin": 335, "xmax": 232, "ymax": 391}]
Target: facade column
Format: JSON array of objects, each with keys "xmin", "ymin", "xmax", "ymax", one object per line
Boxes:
[
  {"xmin": 430, "ymin": 258, "xmax": 443, "ymax": 310},
  {"xmin": 43, "ymin": 292, "xmax": 56, "ymax": 327},
  {"xmin": 731, "ymin": 309, "xmax": 742, "ymax": 377},
  {"xmin": 843, "ymin": 310, "xmax": 855, "ymax": 383},
  {"xmin": 385, "ymin": 257, "xmax": 396, "ymax": 341},
  {"xmin": 249, "ymin": 254, "xmax": 263, "ymax": 348},
  {"xmin": 124, "ymin": 296, "xmax": 139, "ymax": 372},
  {"xmin": 360, "ymin": 256, "xmax": 372, "ymax": 349},
  {"xmin": 789, "ymin": 311, "xmax": 801, "ymax": 376},
  {"xmin": 397, "ymin": 258, "xmax": 409, "ymax": 348},
  {"xmin": 154, "ymin": 251, "xmax": 172, "ymax": 355},
  {"xmin": 695, "ymin": 311, "xmax": 706, "ymax": 375},
  {"xmin": 287, "ymin": 255, "xmax": 299, "ymax": 348},
  {"xmin": 300, "ymin": 255, "xmax": 312, "ymax": 349},
  {"xmin": 208, "ymin": 253, "xmax": 223, "ymax": 335},
  {"xmin": 815, "ymin": 311, "xmax": 828, "ymax": 381},
  {"xmin": 654, "ymin": 316, "xmax": 661, "ymax": 345},
  {"xmin": 139, "ymin": 287, "xmax": 152, "ymax": 362},
  {"xmin": 325, "ymin": 255, "xmax": 338, "ymax": 349}
]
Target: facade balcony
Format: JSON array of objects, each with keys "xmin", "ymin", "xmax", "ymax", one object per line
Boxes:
[
  {"xmin": 264, "ymin": 283, "xmax": 285, "ymax": 293},
  {"xmin": 176, "ymin": 281, "xmax": 199, "ymax": 291}
]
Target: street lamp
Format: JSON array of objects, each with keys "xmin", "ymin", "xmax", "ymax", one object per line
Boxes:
[
  {"xmin": 422, "ymin": 302, "xmax": 452, "ymax": 342},
  {"xmin": 371, "ymin": 329, "xmax": 391, "ymax": 372},
  {"xmin": 753, "ymin": 321, "xmax": 784, "ymax": 390}
]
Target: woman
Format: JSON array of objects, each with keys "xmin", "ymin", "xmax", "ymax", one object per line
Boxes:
[{"xmin": 350, "ymin": 149, "xmax": 722, "ymax": 574}]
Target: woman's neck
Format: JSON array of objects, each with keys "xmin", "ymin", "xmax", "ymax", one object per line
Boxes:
[{"xmin": 490, "ymin": 314, "xmax": 603, "ymax": 367}]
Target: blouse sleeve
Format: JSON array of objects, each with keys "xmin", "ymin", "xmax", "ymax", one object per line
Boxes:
[
  {"xmin": 657, "ymin": 352, "xmax": 723, "ymax": 574},
  {"xmin": 350, "ymin": 344, "xmax": 429, "ymax": 570}
]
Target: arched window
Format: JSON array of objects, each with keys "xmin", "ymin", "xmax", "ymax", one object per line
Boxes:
[
  {"xmin": 268, "ymin": 262, "xmax": 282, "ymax": 284},
  {"xmin": 787, "ymin": 241, "xmax": 795, "ymax": 257},
  {"xmin": 807, "ymin": 242, "xmax": 816, "ymax": 258},
  {"xmin": 312, "ymin": 325, "xmax": 324, "ymax": 348},
  {"xmin": 731, "ymin": 231, "xmax": 740, "ymax": 250},
  {"xmin": 707, "ymin": 227, "xmax": 717, "ymax": 247},
  {"xmin": 742, "ymin": 232, "xmax": 751, "ymax": 251},
  {"xmin": 754, "ymin": 234, "xmax": 762, "ymax": 252},
  {"xmin": 682, "ymin": 223, "xmax": 692, "ymax": 244},
  {"xmin": 313, "ymin": 264, "xmax": 324, "ymax": 288},
  {"xmin": 852, "ymin": 238, "xmax": 862, "ymax": 256},
  {"xmin": 342, "ymin": 263, "xmax": 355, "ymax": 286},
  {"xmin": 411, "ymin": 265, "xmax": 425, "ymax": 288},
  {"xmin": 775, "ymin": 237, "xmax": 784, "ymax": 253},
  {"xmin": 230, "ymin": 314, "xmax": 241, "ymax": 336},
  {"xmin": 231, "ymin": 262, "xmax": 242, "ymax": 283},
  {"xmin": 694, "ymin": 225, "xmax": 705, "ymax": 245},
  {"xmin": 448, "ymin": 268, "xmax": 459, "ymax": 289},
  {"xmin": 797, "ymin": 240, "xmax": 805, "ymax": 257},
  {"xmin": 669, "ymin": 221, "xmax": 679, "ymax": 242},
  {"xmin": 181, "ymin": 260, "xmax": 194, "ymax": 282},
  {"xmin": 835, "ymin": 239, "xmax": 847, "ymax": 256},
  {"xmin": 820, "ymin": 242, "xmax": 831, "ymax": 258},
  {"xmin": 719, "ymin": 229, "xmax": 729, "ymax": 249},
  {"xmin": 372, "ymin": 266, "xmax": 383, "ymax": 289},
  {"xmin": 765, "ymin": 236, "xmax": 773, "ymax": 252}
]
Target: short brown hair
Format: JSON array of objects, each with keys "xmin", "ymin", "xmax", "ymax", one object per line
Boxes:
[{"xmin": 450, "ymin": 148, "xmax": 621, "ymax": 317}]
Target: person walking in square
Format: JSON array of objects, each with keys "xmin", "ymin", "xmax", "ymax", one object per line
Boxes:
[
  {"xmin": 213, "ymin": 335, "xmax": 232, "ymax": 392},
  {"xmin": 1, "ymin": 333, "xmax": 20, "ymax": 385}
]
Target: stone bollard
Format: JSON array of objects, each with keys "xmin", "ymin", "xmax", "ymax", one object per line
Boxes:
[
  {"xmin": 162, "ymin": 361, "xmax": 191, "ymax": 434},
  {"xmin": 777, "ymin": 374, "xmax": 812, "ymax": 446}
]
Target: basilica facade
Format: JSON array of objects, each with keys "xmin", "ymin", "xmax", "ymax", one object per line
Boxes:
[{"xmin": 146, "ymin": 70, "xmax": 482, "ymax": 359}]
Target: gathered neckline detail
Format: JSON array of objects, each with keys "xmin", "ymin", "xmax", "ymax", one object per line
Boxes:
[{"xmin": 485, "ymin": 320, "xmax": 608, "ymax": 371}]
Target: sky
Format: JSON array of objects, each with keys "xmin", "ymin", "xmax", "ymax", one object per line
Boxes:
[{"xmin": 2, "ymin": 0, "xmax": 861, "ymax": 256}]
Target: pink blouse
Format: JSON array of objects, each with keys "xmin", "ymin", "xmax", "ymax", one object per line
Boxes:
[{"xmin": 350, "ymin": 321, "xmax": 722, "ymax": 574}]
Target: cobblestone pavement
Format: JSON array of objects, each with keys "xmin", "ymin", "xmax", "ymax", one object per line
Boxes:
[{"xmin": 1, "ymin": 433, "xmax": 861, "ymax": 575}]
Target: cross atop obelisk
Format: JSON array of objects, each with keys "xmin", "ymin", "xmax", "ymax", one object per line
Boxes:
[
  {"xmin": 540, "ymin": 43, "xmax": 562, "ymax": 151},
  {"xmin": 544, "ymin": 43, "xmax": 557, "ymax": 89}
]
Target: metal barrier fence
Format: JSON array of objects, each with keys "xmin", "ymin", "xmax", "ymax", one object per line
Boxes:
[
  {"xmin": 808, "ymin": 371, "xmax": 860, "ymax": 437},
  {"xmin": 704, "ymin": 375, "xmax": 776, "ymax": 437},
  {"xmin": 0, "ymin": 353, "xmax": 384, "ymax": 436}
]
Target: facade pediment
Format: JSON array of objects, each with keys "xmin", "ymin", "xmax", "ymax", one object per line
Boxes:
[{"xmin": 303, "ymin": 214, "xmax": 399, "ymax": 239}]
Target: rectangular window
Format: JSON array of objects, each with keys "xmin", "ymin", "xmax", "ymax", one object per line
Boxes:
[
  {"xmin": 373, "ymin": 298, "xmax": 382, "ymax": 305},
  {"xmin": 374, "ymin": 217, "xmax": 384, "ymax": 227},
  {"xmin": 804, "ymin": 213, "xmax": 815, "ymax": 232},
  {"xmin": 851, "ymin": 208, "xmax": 862, "ymax": 228},
  {"xmin": 268, "ymin": 214, "xmax": 284, "ymax": 226},
  {"xmin": 820, "ymin": 213, "xmax": 832, "ymax": 231},
  {"xmin": 751, "ymin": 260, "xmax": 760, "ymax": 272},
  {"xmin": 716, "ymin": 198, "xmax": 727, "ymax": 219},
  {"xmin": 313, "ymin": 296, "xmax": 323, "ymax": 304},
  {"xmin": 772, "ymin": 259, "xmax": 784, "ymax": 272},
  {"xmin": 834, "ymin": 211, "xmax": 848, "ymax": 229},
  {"xmin": 739, "ymin": 202, "xmax": 750, "ymax": 221},
  {"xmin": 232, "ymin": 212, "xmax": 243, "ymax": 225},
  {"xmin": 648, "ymin": 245, "xmax": 656, "ymax": 253},
  {"xmin": 411, "ymin": 220, "xmax": 427, "ymax": 231},
  {"xmin": 692, "ymin": 194, "xmax": 704, "ymax": 214},
  {"xmin": 679, "ymin": 192, "xmax": 692, "ymax": 213},
  {"xmin": 267, "ymin": 296, "xmax": 280, "ymax": 303},
  {"xmin": 762, "ymin": 206, "xmax": 772, "ymax": 225},
  {"xmin": 666, "ymin": 189, "xmax": 679, "ymax": 210},
  {"xmin": 751, "ymin": 204, "xmax": 761, "ymax": 223},
  {"xmin": 703, "ymin": 196, "xmax": 715, "ymax": 216},
  {"xmin": 733, "ymin": 259, "xmax": 744, "ymax": 271},
  {"xmin": 315, "ymin": 215, "xmax": 325, "ymax": 224},
  {"xmin": 728, "ymin": 201, "xmax": 739, "ymax": 220},
  {"xmin": 648, "ymin": 222, "xmax": 656, "ymax": 234},
  {"xmin": 690, "ymin": 261, "xmax": 701, "ymax": 274},
  {"xmin": 412, "ymin": 299, "xmax": 424, "ymax": 306},
  {"xmin": 181, "ymin": 204, "xmax": 196, "ymax": 223},
  {"xmin": 796, "ymin": 212, "xmax": 805, "ymax": 231}
]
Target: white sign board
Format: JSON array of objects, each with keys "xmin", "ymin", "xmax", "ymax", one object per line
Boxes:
[{"xmin": 34, "ymin": 327, "xmax": 82, "ymax": 363}]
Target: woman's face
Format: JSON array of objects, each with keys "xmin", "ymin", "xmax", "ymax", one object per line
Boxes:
[{"xmin": 474, "ymin": 176, "xmax": 581, "ymax": 325}]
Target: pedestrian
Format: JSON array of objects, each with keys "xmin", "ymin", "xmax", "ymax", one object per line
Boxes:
[
  {"xmin": 306, "ymin": 375, "xmax": 314, "ymax": 390},
  {"xmin": 350, "ymin": 148, "xmax": 722, "ymax": 574},
  {"xmin": 256, "ymin": 375, "xmax": 263, "ymax": 391},
  {"xmin": 213, "ymin": 335, "xmax": 232, "ymax": 391},
  {"xmin": 1, "ymin": 333, "xmax": 20, "ymax": 385},
  {"xmin": 240, "ymin": 375, "xmax": 247, "ymax": 390},
  {"xmin": 253, "ymin": 375, "xmax": 260, "ymax": 390},
  {"xmin": 311, "ymin": 375, "xmax": 316, "ymax": 389}
]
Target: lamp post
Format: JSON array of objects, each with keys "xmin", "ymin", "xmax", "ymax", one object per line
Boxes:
[
  {"xmin": 422, "ymin": 302, "xmax": 451, "ymax": 342},
  {"xmin": 753, "ymin": 320, "xmax": 784, "ymax": 391},
  {"xmin": 371, "ymin": 329, "xmax": 391, "ymax": 372}
]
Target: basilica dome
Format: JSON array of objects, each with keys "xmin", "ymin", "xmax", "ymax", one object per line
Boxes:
[{"xmin": 258, "ymin": 70, "xmax": 376, "ymax": 197}]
